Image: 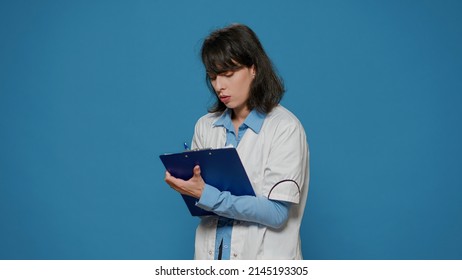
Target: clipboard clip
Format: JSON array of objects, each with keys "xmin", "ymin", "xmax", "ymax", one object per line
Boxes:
[
  {"xmin": 184, "ymin": 147, "xmax": 213, "ymax": 158},
  {"xmin": 191, "ymin": 147, "xmax": 213, "ymax": 151},
  {"xmin": 183, "ymin": 142, "xmax": 213, "ymax": 152}
]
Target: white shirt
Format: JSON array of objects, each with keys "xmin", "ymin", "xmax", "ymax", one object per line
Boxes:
[{"xmin": 192, "ymin": 105, "xmax": 310, "ymax": 260}]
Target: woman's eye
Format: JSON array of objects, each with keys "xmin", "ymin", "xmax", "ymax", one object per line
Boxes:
[{"xmin": 208, "ymin": 71, "xmax": 233, "ymax": 81}]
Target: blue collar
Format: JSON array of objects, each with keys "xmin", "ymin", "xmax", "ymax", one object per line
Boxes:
[{"xmin": 213, "ymin": 109, "xmax": 266, "ymax": 134}]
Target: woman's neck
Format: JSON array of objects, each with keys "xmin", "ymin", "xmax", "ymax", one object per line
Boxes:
[
  {"xmin": 232, "ymin": 106, "xmax": 250, "ymax": 123},
  {"xmin": 231, "ymin": 106, "xmax": 250, "ymax": 134}
]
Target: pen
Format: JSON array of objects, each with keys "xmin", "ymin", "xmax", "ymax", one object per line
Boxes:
[{"xmin": 184, "ymin": 142, "xmax": 190, "ymax": 150}]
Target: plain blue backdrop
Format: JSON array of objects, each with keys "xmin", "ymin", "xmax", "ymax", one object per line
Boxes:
[{"xmin": 1, "ymin": 0, "xmax": 461, "ymax": 260}]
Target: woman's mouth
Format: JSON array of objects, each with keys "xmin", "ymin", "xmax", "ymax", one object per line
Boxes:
[{"xmin": 219, "ymin": 95, "xmax": 231, "ymax": 104}]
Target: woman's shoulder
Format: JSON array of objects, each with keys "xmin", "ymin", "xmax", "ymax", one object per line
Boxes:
[
  {"xmin": 195, "ymin": 111, "xmax": 223, "ymax": 127},
  {"xmin": 266, "ymin": 105, "xmax": 303, "ymax": 126}
]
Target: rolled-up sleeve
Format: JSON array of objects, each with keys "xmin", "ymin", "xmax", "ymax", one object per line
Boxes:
[{"xmin": 262, "ymin": 121, "xmax": 308, "ymax": 204}]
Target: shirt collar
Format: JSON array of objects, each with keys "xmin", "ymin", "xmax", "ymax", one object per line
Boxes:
[{"xmin": 213, "ymin": 109, "xmax": 266, "ymax": 134}]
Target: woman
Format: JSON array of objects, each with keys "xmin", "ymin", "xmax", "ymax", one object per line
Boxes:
[{"xmin": 165, "ymin": 23, "xmax": 309, "ymax": 260}]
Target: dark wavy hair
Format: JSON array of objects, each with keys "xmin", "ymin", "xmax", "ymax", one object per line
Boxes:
[{"xmin": 201, "ymin": 24, "xmax": 285, "ymax": 114}]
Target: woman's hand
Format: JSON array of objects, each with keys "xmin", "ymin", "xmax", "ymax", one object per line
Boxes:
[{"xmin": 164, "ymin": 165, "xmax": 205, "ymax": 199}]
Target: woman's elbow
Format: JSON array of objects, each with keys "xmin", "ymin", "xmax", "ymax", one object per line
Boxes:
[{"xmin": 268, "ymin": 204, "xmax": 290, "ymax": 229}]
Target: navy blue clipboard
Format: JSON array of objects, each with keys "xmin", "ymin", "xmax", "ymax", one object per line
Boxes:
[{"xmin": 159, "ymin": 148, "xmax": 255, "ymax": 216}]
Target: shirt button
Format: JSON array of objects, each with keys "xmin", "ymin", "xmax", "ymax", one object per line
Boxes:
[
  {"xmin": 233, "ymin": 253, "xmax": 238, "ymax": 258},
  {"xmin": 208, "ymin": 251, "xmax": 213, "ymax": 255},
  {"xmin": 224, "ymin": 245, "xmax": 228, "ymax": 249}
]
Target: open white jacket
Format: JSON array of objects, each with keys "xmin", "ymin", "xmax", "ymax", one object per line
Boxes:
[{"xmin": 192, "ymin": 105, "xmax": 309, "ymax": 260}]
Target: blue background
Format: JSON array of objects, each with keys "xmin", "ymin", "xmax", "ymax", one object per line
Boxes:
[{"xmin": 1, "ymin": 0, "xmax": 461, "ymax": 260}]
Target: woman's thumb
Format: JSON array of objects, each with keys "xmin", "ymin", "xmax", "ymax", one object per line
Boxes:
[{"xmin": 193, "ymin": 165, "xmax": 201, "ymax": 176}]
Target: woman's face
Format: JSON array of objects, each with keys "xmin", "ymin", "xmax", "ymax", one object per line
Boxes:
[{"xmin": 209, "ymin": 66, "xmax": 255, "ymax": 114}]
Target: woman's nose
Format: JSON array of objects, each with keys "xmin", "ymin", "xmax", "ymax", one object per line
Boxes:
[{"xmin": 214, "ymin": 76, "xmax": 225, "ymax": 92}]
